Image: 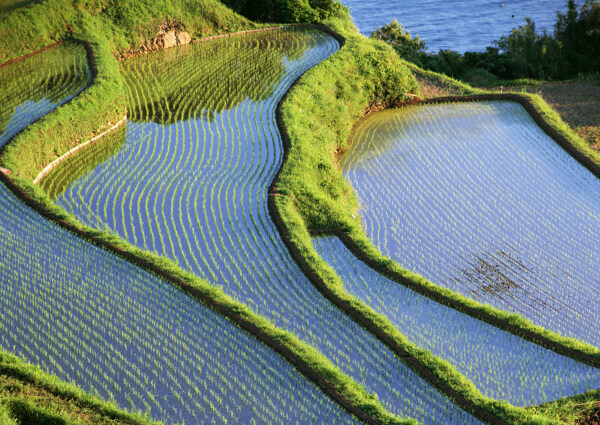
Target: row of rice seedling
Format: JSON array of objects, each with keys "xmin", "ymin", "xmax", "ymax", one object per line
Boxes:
[
  {"xmin": 0, "ymin": 41, "xmax": 91, "ymax": 147},
  {"xmin": 40, "ymin": 125, "xmax": 127, "ymax": 199},
  {"xmin": 124, "ymin": 29, "xmax": 308, "ymax": 126},
  {"xmin": 339, "ymin": 101, "xmax": 600, "ymax": 349},
  {"xmin": 313, "ymin": 235, "xmax": 600, "ymax": 406},
  {"xmin": 0, "ymin": 181, "xmax": 368, "ymax": 425},
  {"xmin": 0, "ymin": 40, "xmax": 367, "ymax": 425},
  {"xmin": 52, "ymin": 28, "xmax": 485, "ymax": 424}
]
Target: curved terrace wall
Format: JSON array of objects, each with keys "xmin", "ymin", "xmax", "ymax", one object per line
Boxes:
[
  {"xmin": 328, "ymin": 93, "xmax": 600, "ymax": 365},
  {"xmin": 272, "ymin": 15, "xmax": 600, "ymax": 425},
  {"xmin": 0, "ymin": 351, "xmax": 159, "ymax": 425},
  {"xmin": 0, "ymin": 33, "xmax": 126, "ymax": 181},
  {"xmin": 1, "ymin": 11, "xmax": 592, "ymax": 425},
  {"xmin": 0, "ymin": 30, "xmax": 412, "ymax": 425},
  {"xmin": 43, "ymin": 24, "xmax": 492, "ymax": 425}
]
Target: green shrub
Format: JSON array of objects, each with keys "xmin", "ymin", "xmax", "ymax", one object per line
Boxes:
[{"xmin": 462, "ymin": 67, "xmax": 499, "ymax": 86}]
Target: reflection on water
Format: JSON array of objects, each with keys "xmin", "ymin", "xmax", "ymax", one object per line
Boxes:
[
  {"xmin": 39, "ymin": 126, "xmax": 127, "ymax": 199},
  {"xmin": 54, "ymin": 28, "xmax": 485, "ymax": 425},
  {"xmin": 0, "ymin": 41, "xmax": 91, "ymax": 147},
  {"xmin": 341, "ymin": 102, "xmax": 600, "ymax": 348},
  {"xmin": 0, "ymin": 34, "xmax": 362, "ymax": 425},
  {"xmin": 314, "ymin": 235, "xmax": 600, "ymax": 406},
  {"xmin": 123, "ymin": 29, "xmax": 311, "ymax": 125}
]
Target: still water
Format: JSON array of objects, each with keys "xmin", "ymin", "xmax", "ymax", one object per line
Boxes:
[{"xmin": 340, "ymin": 0, "xmax": 579, "ymax": 52}]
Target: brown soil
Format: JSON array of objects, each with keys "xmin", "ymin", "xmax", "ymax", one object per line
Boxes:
[
  {"xmin": 117, "ymin": 19, "xmax": 191, "ymax": 60},
  {"xmin": 0, "ymin": 40, "xmax": 62, "ymax": 68},
  {"xmin": 499, "ymin": 80, "xmax": 600, "ymax": 150},
  {"xmin": 579, "ymin": 406, "xmax": 600, "ymax": 425},
  {"xmin": 414, "ymin": 74, "xmax": 470, "ymax": 98}
]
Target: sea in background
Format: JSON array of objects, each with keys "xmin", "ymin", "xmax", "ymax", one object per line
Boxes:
[{"xmin": 340, "ymin": 0, "xmax": 581, "ymax": 52}]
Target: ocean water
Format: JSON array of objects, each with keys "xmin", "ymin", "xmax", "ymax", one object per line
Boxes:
[{"xmin": 340, "ymin": 0, "xmax": 580, "ymax": 52}]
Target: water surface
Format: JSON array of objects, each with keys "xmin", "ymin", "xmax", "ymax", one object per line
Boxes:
[
  {"xmin": 54, "ymin": 28, "xmax": 484, "ymax": 425},
  {"xmin": 340, "ymin": 0, "xmax": 580, "ymax": 52},
  {"xmin": 340, "ymin": 101, "xmax": 600, "ymax": 348}
]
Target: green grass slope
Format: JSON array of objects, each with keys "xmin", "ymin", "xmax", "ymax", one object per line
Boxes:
[
  {"xmin": 0, "ymin": 2, "xmax": 415, "ymax": 424},
  {"xmin": 0, "ymin": 351, "xmax": 160, "ymax": 425},
  {"xmin": 2, "ymin": 0, "xmax": 597, "ymax": 424}
]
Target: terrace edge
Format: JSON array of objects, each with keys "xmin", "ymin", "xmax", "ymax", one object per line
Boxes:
[
  {"xmin": 319, "ymin": 92, "xmax": 600, "ymax": 369},
  {"xmin": 0, "ymin": 351, "xmax": 159, "ymax": 425},
  {"xmin": 1, "ymin": 15, "xmax": 585, "ymax": 425},
  {"xmin": 0, "ymin": 31, "xmax": 414, "ymax": 425},
  {"xmin": 271, "ymin": 19, "xmax": 594, "ymax": 425}
]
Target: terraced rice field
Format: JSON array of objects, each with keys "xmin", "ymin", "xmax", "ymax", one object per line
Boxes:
[
  {"xmin": 0, "ymin": 37, "xmax": 366, "ymax": 425},
  {"xmin": 313, "ymin": 235, "xmax": 600, "ymax": 406},
  {"xmin": 0, "ymin": 41, "xmax": 91, "ymax": 147},
  {"xmin": 0, "ymin": 186, "xmax": 368, "ymax": 425},
  {"xmin": 41, "ymin": 126, "xmax": 127, "ymax": 199},
  {"xmin": 48, "ymin": 28, "xmax": 485, "ymax": 424},
  {"xmin": 339, "ymin": 101, "xmax": 600, "ymax": 349}
]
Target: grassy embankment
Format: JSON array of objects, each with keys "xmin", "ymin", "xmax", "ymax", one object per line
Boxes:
[
  {"xmin": 0, "ymin": 1, "xmax": 417, "ymax": 424},
  {"xmin": 430, "ymin": 69, "xmax": 600, "ymax": 150},
  {"xmin": 497, "ymin": 79, "xmax": 600, "ymax": 149},
  {"xmin": 0, "ymin": 0, "xmax": 259, "ymax": 180},
  {"xmin": 0, "ymin": 351, "xmax": 160, "ymax": 425},
  {"xmin": 1, "ymin": 0, "xmax": 596, "ymax": 424},
  {"xmin": 273, "ymin": 11, "xmax": 600, "ymax": 425}
]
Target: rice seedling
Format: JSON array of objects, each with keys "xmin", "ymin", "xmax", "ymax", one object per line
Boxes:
[
  {"xmin": 51, "ymin": 28, "xmax": 484, "ymax": 424},
  {"xmin": 0, "ymin": 38, "xmax": 368, "ymax": 425},
  {"xmin": 313, "ymin": 235, "xmax": 600, "ymax": 407},
  {"xmin": 339, "ymin": 101, "xmax": 600, "ymax": 349},
  {"xmin": 0, "ymin": 41, "xmax": 91, "ymax": 148}
]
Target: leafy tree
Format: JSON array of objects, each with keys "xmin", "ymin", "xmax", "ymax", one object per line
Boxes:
[
  {"xmin": 221, "ymin": 0, "xmax": 337, "ymax": 23},
  {"xmin": 369, "ymin": 19, "xmax": 425, "ymax": 64},
  {"xmin": 373, "ymin": 0, "xmax": 599, "ymax": 82},
  {"xmin": 495, "ymin": 17, "xmax": 558, "ymax": 78},
  {"xmin": 555, "ymin": 0, "xmax": 600, "ymax": 77}
]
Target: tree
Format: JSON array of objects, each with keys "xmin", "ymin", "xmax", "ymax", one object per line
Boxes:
[
  {"xmin": 555, "ymin": 0, "xmax": 600, "ymax": 77},
  {"xmin": 369, "ymin": 19, "xmax": 426, "ymax": 64}
]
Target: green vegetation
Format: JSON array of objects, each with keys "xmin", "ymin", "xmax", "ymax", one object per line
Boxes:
[
  {"xmin": 495, "ymin": 78, "xmax": 600, "ymax": 148},
  {"xmin": 371, "ymin": 0, "xmax": 599, "ymax": 84},
  {"xmin": 369, "ymin": 20, "xmax": 425, "ymax": 65},
  {"xmin": 0, "ymin": 13, "xmax": 413, "ymax": 423},
  {"xmin": 0, "ymin": 351, "xmax": 157, "ymax": 425},
  {"xmin": 273, "ymin": 7, "xmax": 600, "ymax": 425},
  {"xmin": 222, "ymin": 0, "xmax": 341, "ymax": 23},
  {"xmin": 2, "ymin": 0, "xmax": 600, "ymax": 425},
  {"xmin": 5, "ymin": 173, "xmax": 409, "ymax": 425},
  {"xmin": 3, "ymin": 399, "xmax": 77, "ymax": 425},
  {"xmin": 50, "ymin": 25, "xmax": 491, "ymax": 425},
  {"xmin": 276, "ymin": 13, "xmax": 418, "ymax": 231},
  {"xmin": 122, "ymin": 27, "xmax": 311, "ymax": 124},
  {"xmin": 39, "ymin": 124, "xmax": 126, "ymax": 198},
  {"xmin": 270, "ymin": 10, "xmax": 585, "ymax": 425},
  {"xmin": 0, "ymin": 41, "xmax": 90, "ymax": 143},
  {"xmin": 0, "ymin": 0, "xmax": 40, "ymax": 15},
  {"xmin": 528, "ymin": 389, "xmax": 600, "ymax": 425},
  {"xmin": 0, "ymin": 0, "xmax": 254, "ymax": 61},
  {"xmin": 0, "ymin": 0, "xmax": 265, "ymax": 182},
  {"xmin": 1, "ymin": 31, "xmax": 125, "ymax": 181}
]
